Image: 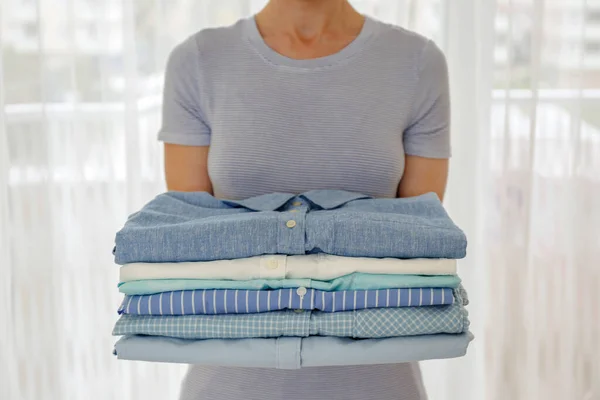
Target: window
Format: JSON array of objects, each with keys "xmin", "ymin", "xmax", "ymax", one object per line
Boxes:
[
  {"xmin": 23, "ymin": 21, "xmax": 37, "ymax": 39},
  {"xmin": 586, "ymin": 10, "xmax": 600, "ymax": 23},
  {"xmin": 86, "ymin": 23, "xmax": 98, "ymax": 40},
  {"xmin": 585, "ymin": 41, "xmax": 600, "ymax": 53}
]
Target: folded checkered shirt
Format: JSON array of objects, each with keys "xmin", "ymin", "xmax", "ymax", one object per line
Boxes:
[{"xmin": 112, "ymin": 294, "xmax": 469, "ymax": 339}]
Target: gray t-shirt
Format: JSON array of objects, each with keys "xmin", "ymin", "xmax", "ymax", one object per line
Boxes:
[
  {"xmin": 159, "ymin": 15, "xmax": 450, "ymax": 200},
  {"xmin": 159, "ymin": 15, "xmax": 450, "ymax": 400}
]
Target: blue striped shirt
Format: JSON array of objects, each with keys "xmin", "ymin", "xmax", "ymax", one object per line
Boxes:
[
  {"xmin": 118, "ymin": 288, "xmax": 455, "ymax": 315},
  {"xmin": 113, "ymin": 294, "xmax": 469, "ymax": 339}
]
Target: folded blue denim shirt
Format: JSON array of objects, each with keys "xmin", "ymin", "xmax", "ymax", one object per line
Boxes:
[{"xmin": 113, "ymin": 190, "xmax": 467, "ymax": 264}]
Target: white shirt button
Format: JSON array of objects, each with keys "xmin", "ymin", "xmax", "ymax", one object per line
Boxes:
[
  {"xmin": 296, "ymin": 287, "xmax": 307, "ymax": 296},
  {"xmin": 266, "ymin": 259, "xmax": 279, "ymax": 270},
  {"xmin": 286, "ymin": 220, "xmax": 297, "ymax": 228},
  {"xmin": 289, "ymin": 209, "xmax": 298, "ymax": 213},
  {"xmin": 292, "ymin": 202, "xmax": 302, "ymax": 206},
  {"xmin": 293, "ymin": 309, "xmax": 304, "ymax": 313}
]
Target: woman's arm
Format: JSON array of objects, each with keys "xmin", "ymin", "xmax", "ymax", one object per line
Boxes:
[
  {"xmin": 399, "ymin": 40, "xmax": 450, "ymax": 202},
  {"xmin": 164, "ymin": 143, "xmax": 213, "ymax": 193},
  {"xmin": 397, "ymin": 155, "xmax": 449, "ymax": 201}
]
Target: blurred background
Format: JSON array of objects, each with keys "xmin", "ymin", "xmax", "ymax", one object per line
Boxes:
[{"xmin": 0, "ymin": 0, "xmax": 598, "ymax": 399}]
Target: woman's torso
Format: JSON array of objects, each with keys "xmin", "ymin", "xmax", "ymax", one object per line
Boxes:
[
  {"xmin": 163, "ymin": 15, "xmax": 448, "ymax": 400},
  {"xmin": 180, "ymin": 364, "xmax": 427, "ymax": 400}
]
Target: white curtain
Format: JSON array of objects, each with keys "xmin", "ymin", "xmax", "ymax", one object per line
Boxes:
[{"xmin": 1, "ymin": 1, "xmax": 598, "ymax": 399}]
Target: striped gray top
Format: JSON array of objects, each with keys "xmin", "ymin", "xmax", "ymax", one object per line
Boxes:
[
  {"xmin": 159, "ymin": 14, "xmax": 450, "ymax": 400},
  {"xmin": 158, "ymin": 15, "xmax": 450, "ymax": 200}
]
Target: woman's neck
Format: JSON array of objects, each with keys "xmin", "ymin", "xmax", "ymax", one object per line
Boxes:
[{"xmin": 257, "ymin": 0, "xmax": 363, "ymax": 43}]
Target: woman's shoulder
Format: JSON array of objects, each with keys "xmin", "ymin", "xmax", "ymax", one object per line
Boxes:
[
  {"xmin": 169, "ymin": 19, "xmax": 247, "ymax": 64},
  {"xmin": 368, "ymin": 17, "xmax": 446, "ymax": 68}
]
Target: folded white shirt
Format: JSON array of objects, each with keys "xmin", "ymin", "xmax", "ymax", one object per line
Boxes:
[{"xmin": 119, "ymin": 254, "xmax": 456, "ymax": 282}]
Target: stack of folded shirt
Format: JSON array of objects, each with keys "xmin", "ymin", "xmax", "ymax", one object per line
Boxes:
[{"xmin": 112, "ymin": 190, "xmax": 473, "ymax": 369}]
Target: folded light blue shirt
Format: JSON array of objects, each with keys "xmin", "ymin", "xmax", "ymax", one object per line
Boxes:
[
  {"xmin": 118, "ymin": 287, "xmax": 455, "ymax": 315},
  {"xmin": 118, "ymin": 274, "xmax": 462, "ymax": 295},
  {"xmin": 113, "ymin": 190, "xmax": 467, "ymax": 264},
  {"xmin": 114, "ymin": 332, "xmax": 474, "ymax": 369}
]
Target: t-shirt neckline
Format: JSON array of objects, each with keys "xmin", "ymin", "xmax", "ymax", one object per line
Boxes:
[{"xmin": 243, "ymin": 14, "xmax": 376, "ymax": 69}]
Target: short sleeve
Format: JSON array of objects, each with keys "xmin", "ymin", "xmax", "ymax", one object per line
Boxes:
[
  {"xmin": 158, "ymin": 37, "xmax": 211, "ymax": 146},
  {"xmin": 403, "ymin": 40, "xmax": 451, "ymax": 159}
]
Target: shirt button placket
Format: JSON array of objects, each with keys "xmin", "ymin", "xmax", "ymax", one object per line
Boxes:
[
  {"xmin": 260, "ymin": 255, "xmax": 286, "ymax": 279},
  {"xmin": 277, "ymin": 198, "xmax": 307, "ymax": 255}
]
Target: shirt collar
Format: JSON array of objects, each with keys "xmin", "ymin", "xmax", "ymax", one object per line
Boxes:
[
  {"xmin": 222, "ymin": 193, "xmax": 297, "ymax": 211},
  {"xmin": 221, "ymin": 190, "xmax": 372, "ymax": 211},
  {"xmin": 300, "ymin": 190, "xmax": 372, "ymax": 210}
]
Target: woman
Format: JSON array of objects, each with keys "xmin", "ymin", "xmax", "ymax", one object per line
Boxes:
[{"xmin": 160, "ymin": 0, "xmax": 450, "ymax": 399}]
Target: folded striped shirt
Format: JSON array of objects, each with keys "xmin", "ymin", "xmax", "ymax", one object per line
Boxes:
[
  {"xmin": 118, "ymin": 288, "xmax": 455, "ymax": 315},
  {"xmin": 113, "ymin": 298, "xmax": 469, "ymax": 339}
]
